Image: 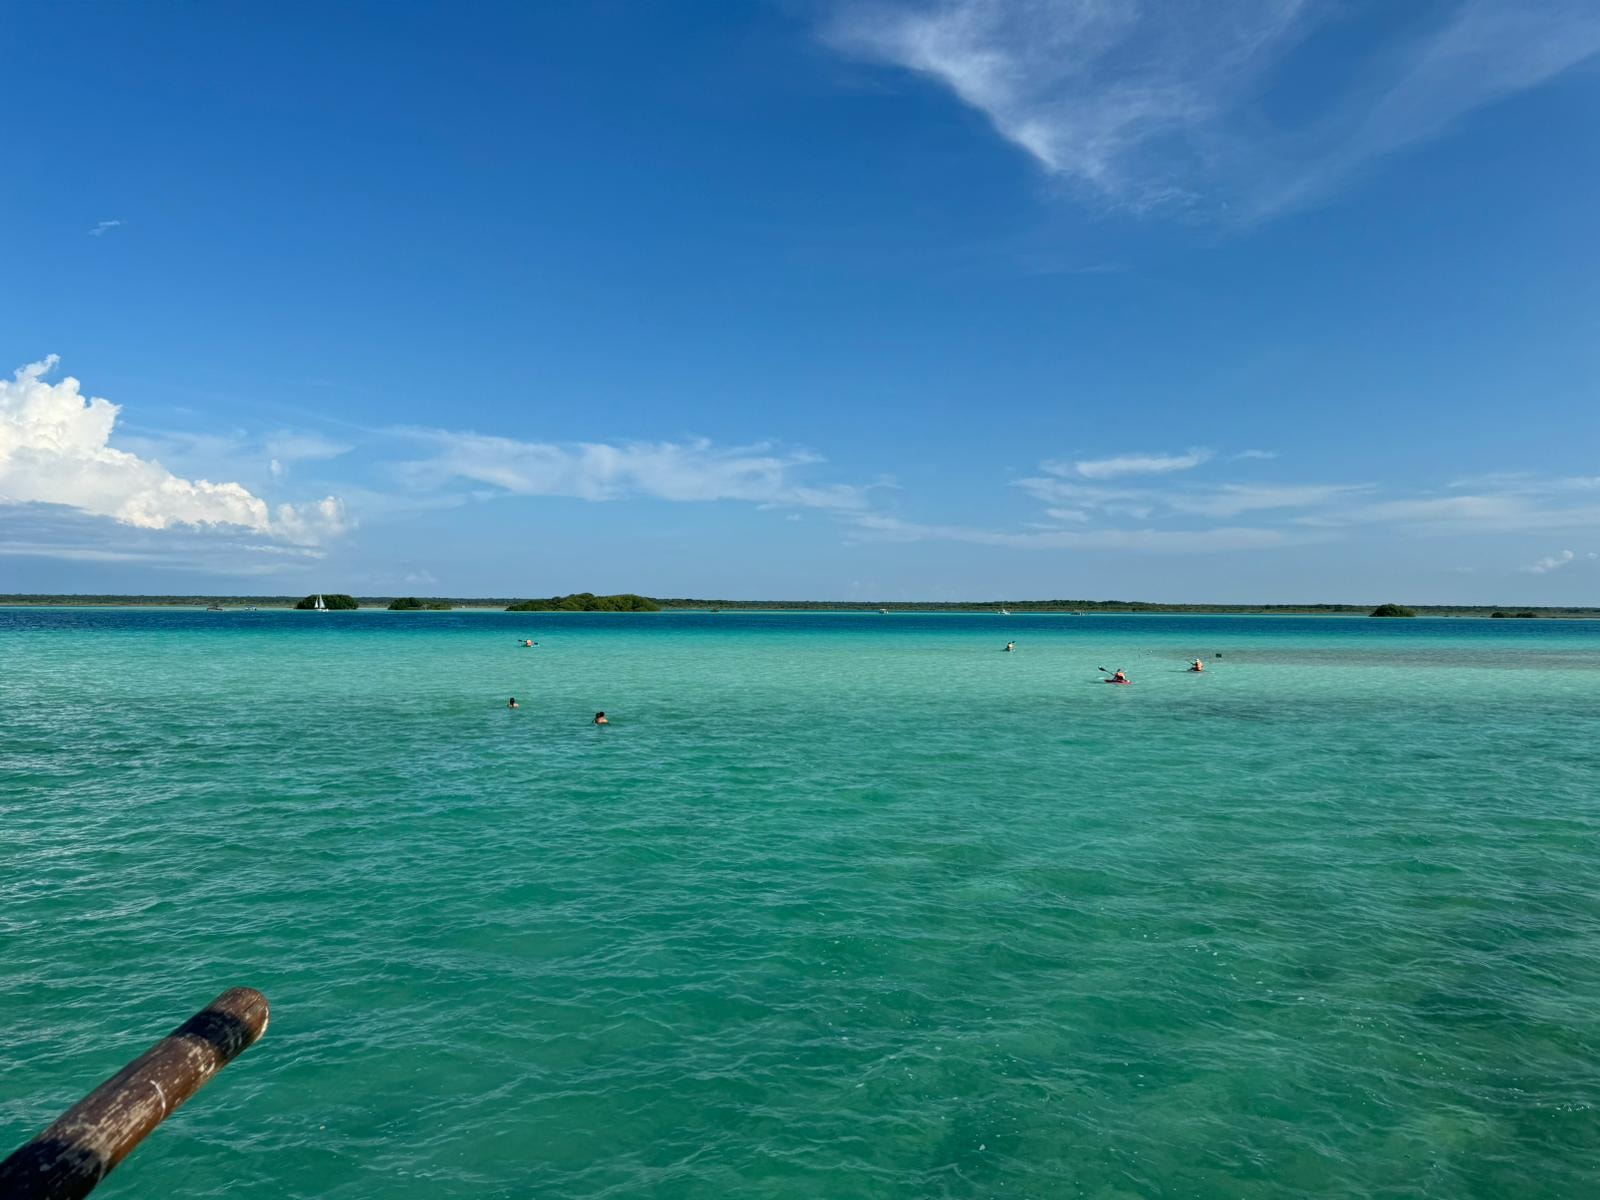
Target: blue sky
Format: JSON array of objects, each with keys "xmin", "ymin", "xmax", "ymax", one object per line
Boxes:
[{"xmin": 3, "ymin": 0, "xmax": 1598, "ymax": 602}]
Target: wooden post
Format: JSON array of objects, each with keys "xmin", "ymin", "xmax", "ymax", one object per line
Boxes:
[{"xmin": 0, "ymin": 987, "xmax": 269, "ymax": 1200}]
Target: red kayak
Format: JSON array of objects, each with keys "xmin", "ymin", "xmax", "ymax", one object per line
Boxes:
[{"xmin": 1103, "ymin": 679, "xmax": 1131, "ymax": 685}]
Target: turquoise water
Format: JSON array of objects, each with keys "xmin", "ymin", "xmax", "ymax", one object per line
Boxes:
[{"xmin": 3, "ymin": 609, "xmax": 1599, "ymax": 1199}]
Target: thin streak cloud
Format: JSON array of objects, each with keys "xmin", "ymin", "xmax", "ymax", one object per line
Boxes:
[
  {"xmin": 397, "ymin": 428, "xmax": 870, "ymax": 511},
  {"xmin": 827, "ymin": 0, "xmax": 1600, "ymax": 220},
  {"xmin": 844, "ymin": 512, "xmax": 1301, "ymax": 552},
  {"xmin": 1520, "ymin": 549, "xmax": 1575, "ymax": 574},
  {"xmin": 1047, "ymin": 449, "xmax": 1213, "ymax": 480}
]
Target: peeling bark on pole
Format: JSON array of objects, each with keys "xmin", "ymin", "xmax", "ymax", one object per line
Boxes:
[{"xmin": 0, "ymin": 987, "xmax": 269, "ymax": 1200}]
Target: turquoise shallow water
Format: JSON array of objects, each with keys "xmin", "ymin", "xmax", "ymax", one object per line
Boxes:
[{"xmin": 3, "ymin": 609, "xmax": 1599, "ymax": 1199}]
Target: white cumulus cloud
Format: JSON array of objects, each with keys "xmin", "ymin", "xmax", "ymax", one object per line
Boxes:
[
  {"xmin": 0, "ymin": 357, "xmax": 347, "ymax": 546},
  {"xmin": 274, "ymin": 496, "xmax": 351, "ymax": 544}
]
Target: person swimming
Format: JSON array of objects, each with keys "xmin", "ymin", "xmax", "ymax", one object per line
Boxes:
[
  {"xmin": 1004, "ymin": 641, "xmax": 1015, "ymax": 652},
  {"xmin": 593, "ymin": 711, "xmax": 608, "ymax": 725},
  {"xmin": 1190, "ymin": 658, "xmax": 1204, "ymax": 672},
  {"xmin": 508, "ymin": 697, "xmax": 519, "ymax": 709}
]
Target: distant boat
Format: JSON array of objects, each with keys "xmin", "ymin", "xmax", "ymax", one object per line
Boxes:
[
  {"xmin": 206, "ymin": 604, "xmax": 224, "ymax": 612},
  {"xmin": 314, "ymin": 594, "xmax": 328, "ymax": 613},
  {"xmin": 878, "ymin": 608, "xmax": 889, "ymax": 614},
  {"xmin": 999, "ymin": 608, "xmax": 1010, "ymax": 615}
]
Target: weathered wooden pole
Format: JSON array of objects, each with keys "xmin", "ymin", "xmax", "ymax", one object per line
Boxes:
[{"xmin": 0, "ymin": 987, "xmax": 269, "ymax": 1200}]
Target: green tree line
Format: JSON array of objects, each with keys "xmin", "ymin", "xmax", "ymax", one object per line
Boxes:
[{"xmin": 506, "ymin": 593, "xmax": 661, "ymax": 612}]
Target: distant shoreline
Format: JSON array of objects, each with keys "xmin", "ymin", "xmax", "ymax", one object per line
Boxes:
[{"xmin": 4, "ymin": 596, "xmax": 1597, "ymax": 619}]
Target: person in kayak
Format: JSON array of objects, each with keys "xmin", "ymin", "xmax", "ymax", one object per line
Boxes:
[
  {"xmin": 1109, "ymin": 669, "xmax": 1128, "ymax": 683},
  {"xmin": 1190, "ymin": 658, "xmax": 1204, "ymax": 672}
]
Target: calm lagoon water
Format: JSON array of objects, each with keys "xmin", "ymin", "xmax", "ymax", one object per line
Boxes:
[{"xmin": 3, "ymin": 608, "xmax": 1599, "ymax": 1198}]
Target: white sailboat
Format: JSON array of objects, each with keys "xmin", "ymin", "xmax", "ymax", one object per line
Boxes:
[
  {"xmin": 999, "ymin": 608, "xmax": 1010, "ymax": 615},
  {"xmin": 313, "ymin": 594, "xmax": 328, "ymax": 613}
]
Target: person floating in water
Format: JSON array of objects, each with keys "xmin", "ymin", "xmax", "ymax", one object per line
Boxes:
[
  {"xmin": 593, "ymin": 711, "xmax": 608, "ymax": 725},
  {"xmin": 1190, "ymin": 658, "xmax": 1205, "ymax": 672},
  {"xmin": 1004, "ymin": 641, "xmax": 1015, "ymax": 652},
  {"xmin": 508, "ymin": 697, "xmax": 519, "ymax": 709}
]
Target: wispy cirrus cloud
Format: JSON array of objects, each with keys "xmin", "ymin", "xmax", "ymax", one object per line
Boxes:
[
  {"xmin": 119, "ymin": 425, "xmax": 353, "ymax": 485},
  {"xmin": 844, "ymin": 511, "xmax": 1299, "ymax": 552},
  {"xmin": 1300, "ymin": 488, "xmax": 1600, "ymax": 534},
  {"xmin": 827, "ymin": 0, "xmax": 1307, "ymax": 212},
  {"xmin": 88, "ymin": 220, "xmax": 122, "ymax": 237},
  {"xmin": 1000, "ymin": 448, "xmax": 1600, "ymax": 557},
  {"xmin": 1008, "ymin": 459, "xmax": 1371, "ymax": 537},
  {"xmin": 266, "ymin": 430, "xmax": 352, "ymax": 479},
  {"xmin": 834, "ymin": 448, "xmax": 1352, "ymax": 552},
  {"xmin": 826, "ymin": 0, "xmax": 1600, "ymax": 220},
  {"xmin": 1256, "ymin": 0, "xmax": 1600, "ymax": 216},
  {"xmin": 1168, "ymin": 483, "xmax": 1374, "ymax": 518},
  {"xmin": 1010, "ymin": 451, "xmax": 1600, "ymax": 543},
  {"xmin": 0, "ymin": 357, "xmax": 348, "ymax": 547},
  {"xmin": 1447, "ymin": 472, "xmax": 1600, "ymax": 495},
  {"xmin": 397, "ymin": 428, "xmax": 871, "ymax": 511}
]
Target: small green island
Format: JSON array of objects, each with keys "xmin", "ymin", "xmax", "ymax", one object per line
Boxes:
[
  {"xmin": 506, "ymin": 592, "xmax": 661, "ymax": 612},
  {"xmin": 1369, "ymin": 604, "xmax": 1417, "ymax": 617},
  {"xmin": 294, "ymin": 594, "xmax": 359, "ymax": 610},
  {"xmin": 387, "ymin": 597, "xmax": 453, "ymax": 611}
]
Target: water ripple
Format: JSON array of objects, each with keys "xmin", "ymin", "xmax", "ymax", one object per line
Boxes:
[{"xmin": 3, "ymin": 610, "xmax": 1598, "ymax": 1198}]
